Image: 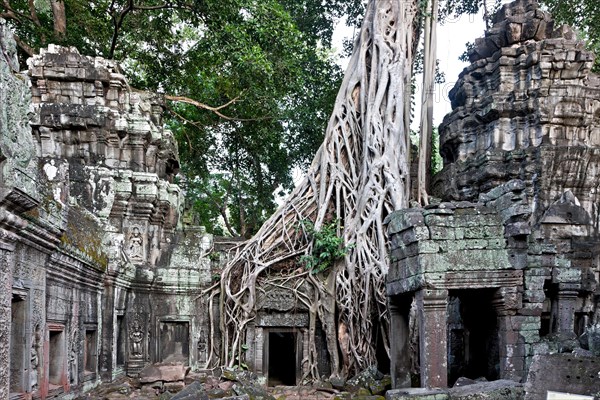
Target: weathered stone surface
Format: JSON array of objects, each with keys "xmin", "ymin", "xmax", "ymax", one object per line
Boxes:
[
  {"xmin": 0, "ymin": 18, "xmax": 39, "ymax": 212},
  {"xmin": 0, "ymin": 22, "xmax": 223, "ymax": 398},
  {"xmin": 139, "ymin": 363, "xmax": 189, "ymax": 383},
  {"xmin": 524, "ymin": 353, "xmax": 600, "ymax": 400},
  {"xmin": 231, "ymin": 383, "xmax": 275, "ymax": 400},
  {"xmin": 345, "ymin": 367, "xmax": 391, "ymax": 395},
  {"xmin": 170, "ymin": 381, "xmax": 209, "ymax": 400},
  {"xmin": 385, "ymin": 388, "xmax": 448, "ymax": 400},
  {"xmin": 387, "ymin": 0, "xmax": 600, "ymax": 394},
  {"xmin": 448, "ymin": 380, "xmax": 523, "ymax": 400},
  {"xmin": 583, "ymin": 324, "xmax": 600, "ymax": 356}
]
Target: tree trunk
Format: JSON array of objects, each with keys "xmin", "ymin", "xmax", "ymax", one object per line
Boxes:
[
  {"xmin": 50, "ymin": 0, "xmax": 66, "ymax": 39},
  {"xmin": 218, "ymin": 0, "xmax": 418, "ymax": 378},
  {"xmin": 417, "ymin": 0, "xmax": 438, "ymax": 205}
]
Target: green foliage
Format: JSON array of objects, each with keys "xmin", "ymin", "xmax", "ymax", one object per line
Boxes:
[
  {"xmin": 410, "ymin": 127, "xmax": 443, "ymax": 176},
  {"xmin": 299, "ymin": 220, "xmax": 351, "ymax": 275},
  {"xmin": 2, "ymin": 0, "xmax": 344, "ymax": 237},
  {"xmin": 542, "ymin": 0, "xmax": 600, "ymax": 72},
  {"xmin": 431, "ymin": 128, "xmax": 443, "ymax": 175}
]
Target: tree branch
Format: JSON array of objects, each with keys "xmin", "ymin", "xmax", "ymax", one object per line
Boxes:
[
  {"xmin": 27, "ymin": 0, "xmax": 40, "ymax": 26},
  {"xmin": 13, "ymin": 34, "xmax": 34, "ymax": 57},
  {"xmin": 108, "ymin": 0, "xmax": 133, "ymax": 59},
  {"xmin": 165, "ymin": 94, "xmax": 271, "ymax": 122},
  {"xmin": 1, "ymin": 0, "xmax": 34, "ymax": 23},
  {"xmin": 50, "ymin": 0, "xmax": 66, "ymax": 38}
]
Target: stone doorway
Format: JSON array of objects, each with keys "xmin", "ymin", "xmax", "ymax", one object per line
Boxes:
[
  {"xmin": 48, "ymin": 326, "xmax": 66, "ymax": 390},
  {"xmin": 84, "ymin": 329, "xmax": 97, "ymax": 376},
  {"xmin": 10, "ymin": 293, "xmax": 27, "ymax": 396},
  {"xmin": 265, "ymin": 330, "xmax": 300, "ymax": 386},
  {"xmin": 447, "ymin": 289, "xmax": 499, "ymax": 386},
  {"xmin": 159, "ymin": 321, "xmax": 190, "ymax": 364}
]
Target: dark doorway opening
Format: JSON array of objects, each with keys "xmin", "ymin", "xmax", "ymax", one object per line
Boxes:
[
  {"xmin": 375, "ymin": 322, "xmax": 390, "ymax": 374},
  {"xmin": 447, "ymin": 289, "xmax": 499, "ymax": 386},
  {"xmin": 10, "ymin": 294, "xmax": 26, "ymax": 394},
  {"xmin": 389, "ymin": 294, "xmax": 415, "ymax": 388},
  {"xmin": 84, "ymin": 330, "xmax": 97, "ymax": 375},
  {"xmin": 268, "ymin": 331, "xmax": 296, "ymax": 386},
  {"xmin": 314, "ymin": 321, "xmax": 331, "ymax": 378},
  {"xmin": 159, "ymin": 321, "xmax": 190, "ymax": 364},
  {"xmin": 540, "ymin": 280, "xmax": 558, "ymax": 337}
]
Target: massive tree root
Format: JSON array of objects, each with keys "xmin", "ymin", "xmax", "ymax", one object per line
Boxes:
[{"xmin": 215, "ymin": 0, "xmax": 417, "ymax": 379}]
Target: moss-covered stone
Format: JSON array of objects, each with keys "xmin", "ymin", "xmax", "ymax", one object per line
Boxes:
[{"xmin": 59, "ymin": 205, "xmax": 109, "ymax": 270}]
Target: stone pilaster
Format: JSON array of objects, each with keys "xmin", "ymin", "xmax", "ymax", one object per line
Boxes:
[
  {"xmin": 493, "ymin": 287, "xmax": 526, "ymax": 381},
  {"xmin": 0, "ymin": 232, "xmax": 16, "ymax": 399},
  {"xmin": 417, "ymin": 289, "xmax": 448, "ymax": 388}
]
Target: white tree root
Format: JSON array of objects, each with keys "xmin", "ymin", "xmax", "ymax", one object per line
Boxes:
[{"xmin": 214, "ymin": 0, "xmax": 417, "ymax": 380}]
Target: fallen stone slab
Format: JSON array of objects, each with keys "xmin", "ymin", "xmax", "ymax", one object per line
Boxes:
[
  {"xmin": 448, "ymin": 379, "xmax": 523, "ymax": 400},
  {"xmin": 232, "ymin": 382, "xmax": 275, "ymax": 400},
  {"xmin": 170, "ymin": 381, "xmax": 208, "ymax": 400},
  {"xmin": 139, "ymin": 363, "xmax": 189, "ymax": 384},
  {"xmin": 385, "ymin": 387, "xmax": 448, "ymax": 400}
]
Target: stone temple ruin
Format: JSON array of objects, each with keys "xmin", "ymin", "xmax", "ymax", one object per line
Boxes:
[
  {"xmin": 0, "ymin": 18, "xmax": 218, "ymax": 399},
  {"xmin": 1, "ymin": 0, "xmax": 600, "ymax": 399},
  {"xmin": 386, "ymin": 0, "xmax": 600, "ymax": 398}
]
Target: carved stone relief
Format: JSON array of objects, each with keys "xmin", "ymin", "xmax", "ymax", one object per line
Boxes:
[
  {"xmin": 128, "ymin": 313, "xmax": 145, "ymax": 358},
  {"xmin": 127, "ymin": 226, "xmax": 144, "ymax": 263}
]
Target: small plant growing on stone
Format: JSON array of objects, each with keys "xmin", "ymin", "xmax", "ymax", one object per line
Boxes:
[{"xmin": 300, "ymin": 220, "xmax": 352, "ymax": 274}]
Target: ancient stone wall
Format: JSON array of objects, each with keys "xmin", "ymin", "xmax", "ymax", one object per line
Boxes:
[
  {"xmin": 434, "ymin": 0, "xmax": 600, "ymax": 231},
  {"xmin": 0, "ymin": 20, "xmax": 221, "ymax": 398}
]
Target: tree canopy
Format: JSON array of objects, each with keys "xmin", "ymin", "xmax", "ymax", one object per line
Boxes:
[
  {"xmin": 1, "ymin": 0, "xmax": 364, "ymax": 237},
  {"xmin": 3, "ymin": 0, "xmax": 600, "ymax": 236}
]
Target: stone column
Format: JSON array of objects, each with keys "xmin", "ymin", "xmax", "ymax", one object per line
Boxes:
[
  {"xmin": 389, "ymin": 294, "xmax": 412, "ymax": 388},
  {"xmin": 99, "ymin": 276, "xmax": 116, "ymax": 381},
  {"xmin": 0, "ymin": 232, "xmax": 16, "ymax": 400},
  {"xmin": 417, "ymin": 289, "xmax": 448, "ymax": 388}
]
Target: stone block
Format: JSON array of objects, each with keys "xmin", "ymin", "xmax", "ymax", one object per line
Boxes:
[
  {"xmin": 524, "ymin": 274, "xmax": 545, "ymax": 289},
  {"xmin": 385, "ymin": 388, "xmax": 448, "ymax": 400},
  {"xmin": 504, "ymin": 221, "xmax": 531, "ymax": 237},
  {"xmin": 523, "ymin": 290, "xmax": 545, "ymax": 303},
  {"xmin": 430, "ymin": 226, "xmax": 455, "ymax": 240},
  {"xmin": 139, "ymin": 363, "xmax": 189, "ymax": 383},
  {"xmin": 552, "ymin": 267, "xmax": 580, "ymax": 283},
  {"xmin": 519, "ymin": 302, "xmax": 543, "ymax": 316},
  {"xmin": 170, "ymin": 381, "xmax": 209, "ymax": 400},
  {"xmin": 424, "ymin": 214, "xmax": 455, "ymax": 227},
  {"xmin": 524, "ymin": 353, "xmax": 600, "ymax": 400},
  {"xmin": 418, "ymin": 241, "xmax": 440, "ymax": 254},
  {"xmin": 448, "ymin": 380, "xmax": 523, "ymax": 400},
  {"xmin": 386, "ymin": 210, "xmax": 426, "ymax": 234},
  {"xmin": 463, "ymin": 239, "xmax": 488, "ymax": 249},
  {"xmin": 507, "ymin": 251, "xmax": 527, "ymax": 269}
]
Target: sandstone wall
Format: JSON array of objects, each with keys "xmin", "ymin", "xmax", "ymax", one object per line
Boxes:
[
  {"xmin": 0, "ymin": 22, "xmax": 218, "ymax": 398},
  {"xmin": 434, "ymin": 0, "xmax": 600, "ymax": 232}
]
